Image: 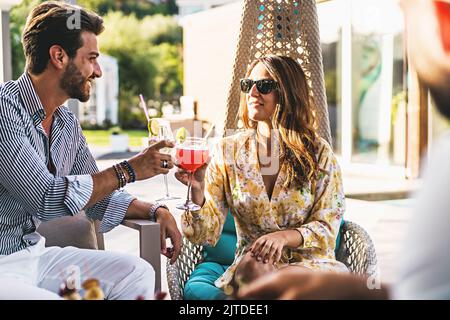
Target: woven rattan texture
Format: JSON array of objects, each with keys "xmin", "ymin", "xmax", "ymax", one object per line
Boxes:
[
  {"xmin": 223, "ymin": 0, "xmax": 331, "ymax": 144},
  {"xmin": 167, "ymin": 220, "xmax": 378, "ymax": 300}
]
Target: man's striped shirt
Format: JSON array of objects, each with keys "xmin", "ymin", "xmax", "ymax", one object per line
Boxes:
[{"xmin": 0, "ymin": 73, "xmax": 135, "ymax": 255}]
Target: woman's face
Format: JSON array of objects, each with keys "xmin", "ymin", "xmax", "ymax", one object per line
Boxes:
[{"xmin": 246, "ymin": 62, "xmax": 278, "ymax": 123}]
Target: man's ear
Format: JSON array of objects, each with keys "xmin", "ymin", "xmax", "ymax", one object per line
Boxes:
[{"xmin": 48, "ymin": 45, "xmax": 67, "ymax": 70}]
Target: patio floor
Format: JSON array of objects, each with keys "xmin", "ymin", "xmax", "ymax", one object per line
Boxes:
[{"xmin": 96, "ymin": 155, "xmax": 418, "ymax": 298}]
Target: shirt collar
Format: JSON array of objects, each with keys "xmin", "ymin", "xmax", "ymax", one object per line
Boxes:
[
  {"xmin": 17, "ymin": 73, "xmax": 47, "ymax": 123},
  {"xmin": 17, "ymin": 73, "xmax": 67, "ymax": 129}
]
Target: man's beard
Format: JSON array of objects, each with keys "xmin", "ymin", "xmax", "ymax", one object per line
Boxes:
[{"xmin": 60, "ymin": 60, "xmax": 92, "ymax": 102}]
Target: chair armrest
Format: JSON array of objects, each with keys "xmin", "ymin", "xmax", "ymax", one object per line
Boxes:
[{"xmin": 121, "ymin": 219, "xmax": 161, "ymax": 292}]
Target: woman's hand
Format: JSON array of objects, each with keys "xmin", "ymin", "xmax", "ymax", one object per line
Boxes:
[
  {"xmin": 250, "ymin": 231, "xmax": 289, "ymax": 264},
  {"xmin": 174, "ymin": 159, "xmax": 210, "ymax": 206}
]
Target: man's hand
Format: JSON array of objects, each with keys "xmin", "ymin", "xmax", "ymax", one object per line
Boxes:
[
  {"xmin": 128, "ymin": 140, "xmax": 175, "ymax": 181},
  {"xmin": 156, "ymin": 207, "xmax": 182, "ymax": 265}
]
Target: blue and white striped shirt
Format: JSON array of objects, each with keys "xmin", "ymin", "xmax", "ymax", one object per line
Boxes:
[{"xmin": 0, "ymin": 73, "xmax": 135, "ymax": 255}]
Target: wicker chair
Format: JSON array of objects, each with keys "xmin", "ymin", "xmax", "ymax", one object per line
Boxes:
[
  {"xmin": 166, "ymin": 0, "xmax": 378, "ymax": 300},
  {"xmin": 166, "ymin": 220, "xmax": 378, "ymax": 300}
]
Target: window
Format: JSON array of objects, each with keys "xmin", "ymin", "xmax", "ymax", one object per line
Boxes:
[{"xmin": 318, "ymin": 0, "xmax": 406, "ymax": 167}]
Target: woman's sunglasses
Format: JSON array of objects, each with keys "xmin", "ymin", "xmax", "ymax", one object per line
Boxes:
[{"xmin": 240, "ymin": 78, "xmax": 278, "ymax": 95}]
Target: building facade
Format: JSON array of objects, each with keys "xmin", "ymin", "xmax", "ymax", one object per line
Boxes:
[
  {"xmin": 73, "ymin": 55, "xmax": 119, "ymax": 127},
  {"xmin": 181, "ymin": 0, "xmax": 450, "ymax": 178},
  {"xmin": 176, "ymin": 0, "xmax": 238, "ymax": 17}
]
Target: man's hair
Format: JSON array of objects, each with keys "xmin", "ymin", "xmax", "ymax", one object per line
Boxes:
[{"xmin": 22, "ymin": 1, "xmax": 104, "ymax": 75}]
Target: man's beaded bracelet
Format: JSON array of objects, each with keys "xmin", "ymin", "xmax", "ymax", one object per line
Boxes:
[
  {"xmin": 120, "ymin": 160, "xmax": 136, "ymax": 183},
  {"xmin": 113, "ymin": 164, "xmax": 127, "ymax": 189}
]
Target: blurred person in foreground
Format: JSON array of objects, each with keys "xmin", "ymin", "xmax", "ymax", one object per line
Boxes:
[
  {"xmin": 238, "ymin": 0, "xmax": 450, "ymax": 300},
  {"xmin": 0, "ymin": 1, "xmax": 181, "ymax": 299}
]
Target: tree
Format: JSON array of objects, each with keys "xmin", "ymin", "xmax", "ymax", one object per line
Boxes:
[
  {"xmin": 78, "ymin": 0, "xmax": 178, "ymax": 18},
  {"xmin": 99, "ymin": 12, "xmax": 183, "ymax": 128},
  {"xmin": 10, "ymin": 0, "xmax": 44, "ymax": 79},
  {"xmin": 9, "ymin": 1, "xmax": 183, "ymax": 129}
]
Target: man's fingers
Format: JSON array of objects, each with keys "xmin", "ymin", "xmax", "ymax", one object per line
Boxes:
[
  {"xmin": 163, "ymin": 247, "xmax": 174, "ymax": 259},
  {"xmin": 154, "ymin": 291, "xmax": 167, "ymax": 300},
  {"xmin": 158, "ymin": 168, "xmax": 170, "ymax": 175},
  {"xmin": 169, "ymin": 232, "xmax": 182, "ymax": 265},
  {"xmin": 151, "ymin": 140, "xmax": 175, "ymax": 151},
  {"xmin": 160, "ymin": 230, "xmax": 167, "ymax": 255},
  {"xmin": 157, "ymin": 155, "xmax": 174, "ymax": 169},
  {"xmin": 159, "ymin": 153, "xmax": 173, "ymax": 162}
]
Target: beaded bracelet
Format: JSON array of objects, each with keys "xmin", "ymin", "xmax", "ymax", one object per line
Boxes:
[
  {"xmin": 120, "ymin": 160, "xmax": 136, "ymax": 183},
  {"xmin": 113, "ymin": 164, "xmax": 127, "ymax": 189}
]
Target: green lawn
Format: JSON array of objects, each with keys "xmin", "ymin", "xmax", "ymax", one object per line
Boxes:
[{"xmin": 83, "ymin": 130, "xmax": 148, "ymax": 147}]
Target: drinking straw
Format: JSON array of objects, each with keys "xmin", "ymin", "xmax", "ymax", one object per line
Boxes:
[
  {"xmin": 204, "ymin": 123, "xmax": 215, "ymax": 140},
  {"xmin": 139, "ymin": 94, "xmax": 150, "ymax": 122}
]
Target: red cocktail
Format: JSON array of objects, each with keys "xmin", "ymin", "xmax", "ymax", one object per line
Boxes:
[
  {"xmin": 176, "ymin": 137, "xmax": 209, "ymax": 211},
  {"xmin": 176, "ymin": 147, "xmax": 209, "ymax": 172},
  {"xmin": 435, "ymin": 0, "xmax": 450, "ymax": 53}
]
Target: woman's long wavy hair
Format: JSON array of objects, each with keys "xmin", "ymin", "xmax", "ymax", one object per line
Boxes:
[{"xmin": 239, "ymin": 55, "xmax": 320, "ymax": 188}]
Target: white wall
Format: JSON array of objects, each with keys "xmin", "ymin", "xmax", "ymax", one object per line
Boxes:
[{"xmin": 181, "ymin": 1, "xmax": 242, "ymax": 127}]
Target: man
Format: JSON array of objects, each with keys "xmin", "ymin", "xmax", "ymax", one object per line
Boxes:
[
  {"xmin": 0, "ymin": 1, "xmax": 181, "ymax": 299},
  {"xmin": 238, "ymin": 0, "xmax": 450, "ymax": 300}
]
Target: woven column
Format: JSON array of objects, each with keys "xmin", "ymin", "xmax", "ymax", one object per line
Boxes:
[{"xmin": 223, "ymin": 0, "xmax": 331, "ymax": 144}]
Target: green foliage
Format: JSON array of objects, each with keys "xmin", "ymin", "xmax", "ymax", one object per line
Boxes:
[
  {"xmin": 99, "ymin": 12, "xmax": 183, "ymax": 129},
  {"xmin": 149, "ymin": 43, "xmax": 183, "ymax": 100},
  {"xmin": 10, "ymin": 0, "xmax": 44, "ymax": 79},
  {"xmin": 391, "ymin": 91, "xmax": 406, "ymax": 123},
  {"xmin": 78, "ymin": 0, "xmax": 178, "ymax": 18},
  {"xmin": 109, "ymin": 126, "xmax": 122, "ymax": 135},
  {"xmin": 325, "ymin": 70, "xmax": 337, "ymax": 104},
  {"xmin": 83, "ymin": 129, "xmax": 147, "ymax": 147},
  {"xmin": 10, "ymin": 1, "xmax": 183, "ymax": 130}
]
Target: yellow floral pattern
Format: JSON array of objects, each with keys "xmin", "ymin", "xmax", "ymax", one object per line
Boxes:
[{"xmin": 181, "ymin": 130, "xmax": 348, "ymax": 291}]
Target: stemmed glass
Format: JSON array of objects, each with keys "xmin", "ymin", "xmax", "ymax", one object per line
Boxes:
[
  {"xmin": 149, "ymin": 118, "xmax": 180, "ymax": 201},
  {"xmin": 175, "ymin": 137, "xmax": 209, "ymax": 211}
]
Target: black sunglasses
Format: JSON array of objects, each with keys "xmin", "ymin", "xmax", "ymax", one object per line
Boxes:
[{"xmin": 240, "ymin": 78, "xmax": 278, "ymax": 95}]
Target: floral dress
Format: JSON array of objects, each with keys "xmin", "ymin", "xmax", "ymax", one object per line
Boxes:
[{"xmin": 181, "ymin": 130, "xmax": 348, "ymax": 292}]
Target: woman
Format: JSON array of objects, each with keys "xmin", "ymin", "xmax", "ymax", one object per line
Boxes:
[{"xmin": 175, "ymin": 55, "xmax": 347, "ymax": 296}]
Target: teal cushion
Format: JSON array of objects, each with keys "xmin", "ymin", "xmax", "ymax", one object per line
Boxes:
[
  {"xmin": 201, "ymin": 213, "xmax": 344, "ymax": 264},
  {"xmin": 185, "ymin": 213, "xmax": 345, "ymax": 300},
  {"xmin": 335, "ymin": 218, "xmax": 345, "ymax": 252},
  {"xmin": 202, "ymin": 211, "xmax": 237, "ymax": 265},
  {"xmin": 184, "ymin": 262, "xmax": 229, "ymax": 300}
]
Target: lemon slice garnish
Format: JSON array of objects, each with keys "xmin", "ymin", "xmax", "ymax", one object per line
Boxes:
[
  {"xmin": 148, "ymin": 119, "xmax": 160, "ymax": 136},
  {"xmin": 175, "ymin": 127, "xmax": 188, "ymax": 144}
]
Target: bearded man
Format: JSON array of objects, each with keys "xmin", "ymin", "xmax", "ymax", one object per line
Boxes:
[{"xmin": 0, "ymin": 1, "xmax": 181, "ymax": 299}]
